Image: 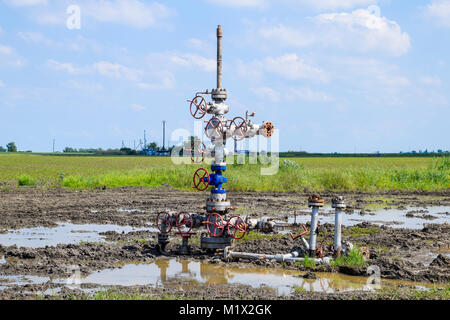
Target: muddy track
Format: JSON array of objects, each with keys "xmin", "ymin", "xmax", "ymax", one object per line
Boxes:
[
  {"xmin": 1, "ymin": 186, "xmax": 449, "ymax": 230},
  {"xmin": 0, "ymin": 186, "xmax": 449, "ymax": 300}
]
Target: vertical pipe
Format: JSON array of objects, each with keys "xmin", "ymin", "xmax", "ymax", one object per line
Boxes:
[
  {"xmin": 217, "ymin": 25, "xmax": 223, "ymax": 89},
  {"xmin": 309, "ymin": 206, "xmax": 319, "ymax": 256},
  {"xmin": 334, "ymin": 208, "xmax": 342, "ymax": 253}
]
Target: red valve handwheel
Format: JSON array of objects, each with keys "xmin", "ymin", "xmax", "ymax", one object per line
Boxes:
[
  {"xmin": 193, "ymin": 168, "xmax": 210, "ymax": 191},
  {"xmin": 230, "ymin": 117, "xmax": 248, "ymax": 141},
  {"xmin": 227, "ymin": 215, "xmax": 247, "ymax": 240},
  {"xmin": 205, "ymin": 213, "xmax": 225, "ymax": 238},
  {"xmin": 189, "ymin": 96, "xmax": 207, "ymax": 119},
  {"xmin": 176, "ymin": 212, "xmax": 193, "ymax": 234},
  {"xmin": 156, "ymin": 212, "xmax": 172, "ymax": 234},
  {"xmin": 205, "ymin": 117, "xmax": 224, "ymax": 139}
]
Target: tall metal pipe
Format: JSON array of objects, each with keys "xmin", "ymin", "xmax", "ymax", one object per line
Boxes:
[
  {"xmin": 217, "ymin": 25, "xmax": 223, "ymax": 89},
  {"xmin": 332, "ymin": 196, "xmax": 346, "ymax": 255},
  {"xmin": 309, "ymin": 206, "xmax": 319, "ymax": 256}
]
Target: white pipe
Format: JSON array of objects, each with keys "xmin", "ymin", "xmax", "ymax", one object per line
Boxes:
[
  {"xmin": 223, "ymin": 247, "xmax": 330, "ymax": 264},
  {"xmin": 309, "ymin": 206, "xmax": 319, "ymax": 255},
  {"xmin": 334, "ymin": 208, "xmax": 343, "ymax": 252}
]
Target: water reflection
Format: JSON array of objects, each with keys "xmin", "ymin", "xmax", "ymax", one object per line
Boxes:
[{"xmin": 81, "ymin": 258, "xmax": 444, "ymax": 296}]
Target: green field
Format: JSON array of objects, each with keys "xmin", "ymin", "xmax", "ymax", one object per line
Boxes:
[{"xmin": 0, "ymin": 154, "xmax": 448, "ymax": 192}]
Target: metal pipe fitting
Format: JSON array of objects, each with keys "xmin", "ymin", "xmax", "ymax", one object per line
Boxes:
[
  {"xmin": 223, "ymin": 247, "xmax": 330, "ymax": 265},
  {"xmin": 217, "ymin": 25, "xmax": 223, "ymax": 90},
  {"xmin": 332, "ymin": 196, "xmax": 346, "ymax": 255},
  {"xmin": 307, "ymin": 194, "xmax": 324, "ymax": 256}
]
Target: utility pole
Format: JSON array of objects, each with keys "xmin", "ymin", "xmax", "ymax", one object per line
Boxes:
[
  {"xmin": 53, "ymin": 138, "xmax": 55, "ymax": 153},
  {"xmin": 144, "ymin": 130, "xmax": 147, "ymax": 150},
  {"xmin": 162, "ymin": 121, "xmax": 166, "ymax": 151}
]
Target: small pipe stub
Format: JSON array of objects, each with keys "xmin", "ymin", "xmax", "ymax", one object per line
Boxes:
[
  {"xmin": 331, "ymin": 196, "xmax": 346, "ymax": 209},
  {"xmin": 308, "ymin": 194, "xmax": 324, "ymax": 207}
]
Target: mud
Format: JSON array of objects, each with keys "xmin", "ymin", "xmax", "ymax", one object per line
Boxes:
[{"xmin": 0, "ymin": 186, "xmax": 449, "ymax": 300}]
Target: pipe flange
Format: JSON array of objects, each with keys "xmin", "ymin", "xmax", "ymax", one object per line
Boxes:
[
  {"xmin": 331, "ymin": 196, "xmax": 346, "ymax": 209},
  {"xmin": 211, "ymin": 88, "xmax": 227, "ymax": 101},
  {"xmin": 308, "ymin": 194, "xmax": 324, "ymax": 207}
]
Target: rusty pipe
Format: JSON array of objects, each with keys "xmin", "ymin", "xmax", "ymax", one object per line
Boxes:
[{"xmin": 217, "ymin": 25, "xmax": 223, "ymax": 89}]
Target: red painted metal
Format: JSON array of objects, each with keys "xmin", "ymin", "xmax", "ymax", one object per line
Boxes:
[
  {"xmin": 189, "ymin": 96, "xmax": 207, "ymax": 119},
  {"xmin": 156, "ymin": 212, "xmax": 172, "ymax": 234},
  {"xmin": 227, "ymin": 215, "xmax": 247, "ymax": 240},
  {"xmin": 204, "ymin": 213, "xmax": 225, "ymax": 238},
  {"xmin": 193, "ymin": 168, "xmax": 210, "ymax": 191}
]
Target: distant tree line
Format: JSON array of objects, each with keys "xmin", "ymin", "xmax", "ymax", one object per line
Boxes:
[
  {"xmin": 0, "ymin": 142, "xmax": 18, "ymax": 153},
  {"xmin": 62, "ymin": 142, "xmax": 175, "ymax": 156}
]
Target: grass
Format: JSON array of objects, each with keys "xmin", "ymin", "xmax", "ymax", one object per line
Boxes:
[
  {"xmin": 331, "ymin": 247, "xmax": 368, "ymax": 268},
  {"xmin": 237, "ymin": 230, "xmax": 285, "ymax": 242},
  {"xmin": 0, "ymin": 154, "xmax": 449, "ymax": 192},
  {"xmin": 343, "ymin": 226, "xmax": 380, "ymax": 238},
  {"xmin": 375, "ymin": 286, "xmax": 450, "ymax": 300},
  {"xmin": 301, "ymin": 256, "xmax": 316, "ymax": 268},
  {"xmin": 65, "ymin": 289, "xmax": 186, "ymax": 300}
]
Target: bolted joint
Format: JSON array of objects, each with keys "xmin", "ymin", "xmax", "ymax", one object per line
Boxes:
[
  {"xmin": 332, "ymin": 196, "xmax": 346, "ymax": 209},
  {"xmin": 308, "ymin": 194, "xmax": 324, "ymax": 207}
]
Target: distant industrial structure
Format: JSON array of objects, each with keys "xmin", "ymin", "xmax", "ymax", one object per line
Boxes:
[{"xmin": 138, "ymin": 121, "xmax": 170, "ymax": 157}]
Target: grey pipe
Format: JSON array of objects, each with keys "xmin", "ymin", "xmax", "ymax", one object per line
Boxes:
[
  {"xmin": 334, "ymin": 208, "xmax": 343, "ymax": 252},
  {"xmin": 217, "ymin": 25, "xmax": 222, "ymax": 89}
]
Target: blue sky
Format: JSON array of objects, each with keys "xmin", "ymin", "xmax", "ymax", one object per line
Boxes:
[{"xmin": 0, "ymin": 0, "xmax": 449, "ymax": 153}]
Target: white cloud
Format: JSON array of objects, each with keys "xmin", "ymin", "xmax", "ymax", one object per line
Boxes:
[
  {"xmin": 186, "ymin": 38, "xmax": 214, "ymax": 53},
  {"xmin": 0, "ymin": 80, "xmax": 5, "ymax": 87},
  {"xmin": 315, "ymin": 9, "xmax": 410, "ymax": 56},
  {"xmin": 264, "ymin": 54, "xmax": 327, "ymax": 81},
  {"xmin": 137, "ymin": 71, "xmax": 175, "ymax": 90},
  {"xmin": 281, "ymin": 0, "xmax": 378, "ymax": 11},
  {"xmin": 251, "ymin": 87, "xmax": 281, "ymax": 102},
  {"xmin": 47, "ymin": 60, "xmax": 143, "ymax": 81},
  {"xmin": 93, "ymin": 61, "xmax": 143, "ymax": 81},
  {"xmin": 84, "ymin": 0, "xmax": 172, "ymax": 29},
  {"xmin": 0, "ymin": 44, "xmax": 14, "ymax": 55},
  {"xmin": 287, "ymin": 87, "xmax": 333, "ymax": 102},
  {"xmin": 65, "ymin": 80, "xmax": 104, "ymax": 92},
  {"xmin": 47, "ymin": 59, "xmax": 84, "ymax": 74},
  {"xmin": 425, "ymin": 0, "xmax": 450, "ymax": 27},
  {"xmin": 18, "ymin": 31, "xmax": 53, "ymax": 46},
  {"xmin": 206, "ymin": 0, "xmax": 268, "ymax": 8},
  {"xmin": 207, "ymin": 0, "xmax": 377, "ymax": 10},
  {"xmin": 20, "ymin": 0, "xmax": 172, "ymax": 29},
  {"xmin": 130, "ymin": 103, "xmax": 146, "ymax": 111},
  {"xmin": 254, "ymin": 8, "xmax": 410, "ymax": 56},
  {"xmin": 4, "ymin": 0, "xmax": 48, "ymax": 6},
  {"xmin": 420, "ymin": 76, "xmax": 442, "ymax": 86},
  {"xmin": 169, "ymin": 53, "xmax": 216, "ymax": 72},
  {"xmin": 258, "ymin": 25, "xmax": 314, "ymax": 47},
  {"xmin": 252, "ymin": 86, "xmax": 332, "ymax": 103},
  {"xmin": 237, "ymin": 54, "xmax": 326, "ymax": 82}
]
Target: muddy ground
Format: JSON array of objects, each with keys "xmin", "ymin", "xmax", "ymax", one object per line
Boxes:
[{"xmin": 0, "ymin": 186, "xmax": 449, "ymax": 300}]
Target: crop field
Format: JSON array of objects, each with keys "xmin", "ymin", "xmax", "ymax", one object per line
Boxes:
[{"xmin": 0, "ymin": 154, "xmax": 448, "ymax": 192}]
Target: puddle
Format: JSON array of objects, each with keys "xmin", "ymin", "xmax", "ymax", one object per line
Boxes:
[
  {"xmin": 0, "ymin": 223, "xmax": 158, "ymax": 248},
  {"xmin": 0, "ymin": 275, "xmax": 50, "ymax": 288},
  {"xmin": 286, "ymin": 206, "xmax": 450, "ymax": 229},
  {"xmin": 78, "ymin": 259, "xmax": 446, "ymax": 296}
]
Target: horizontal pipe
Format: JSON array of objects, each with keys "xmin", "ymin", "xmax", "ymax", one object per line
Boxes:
[{"xmin": 224, "ymin": 247, "xmax": 330, "ymax": 264}]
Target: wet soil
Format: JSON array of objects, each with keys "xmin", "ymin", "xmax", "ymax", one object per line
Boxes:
[{"xmin": 0, "ymin": 186, "xmax": 449, "ymax": 300}]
